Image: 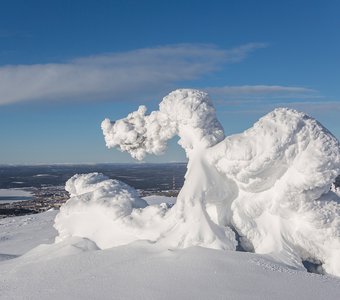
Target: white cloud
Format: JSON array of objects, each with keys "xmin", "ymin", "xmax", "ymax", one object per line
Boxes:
[
  {"xmin": 205, "ymin": 85, "xmax": 316, "ymax": 99},
  {"xmin": 218, "ymin": 100, "xmax": 340, "ymax": 116},
  {"xmin": 0, "ymin": 43, "xmax": 266, "ymax": 105},
  {"xmin": 205, "ymin": 85, "xmax": 339, "ymax": 115},
  {"xmin": 275, "ymin": 100, "xmax": 340, "ymax": 113}
]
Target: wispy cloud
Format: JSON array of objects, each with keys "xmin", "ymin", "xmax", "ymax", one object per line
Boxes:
[
  {"xmin": 205, "ymin": 84, "xmax": 340, "ymax": 115},
  {"xmin": 0, "ymin": 43, "xmax": 266, "ymax": 105},
  {"xmin": 273, "ymin": 100, "xmax": 340, "ymax": 113},
  {"xmin": 205, "ymin": 85, "xmax": 317, "ymax": 100},
  {"xmin": 218, "ymin": 98, "xmax": 340, "ymax": 116}
]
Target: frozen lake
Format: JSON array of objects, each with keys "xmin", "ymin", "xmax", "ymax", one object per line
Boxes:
[{"xmin": 0, "ymin": 189, "xmax": 33, "ymax": 203}]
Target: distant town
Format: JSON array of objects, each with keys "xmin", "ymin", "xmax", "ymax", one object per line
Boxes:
[
  {"xmin": 2, "ymin": 163, "xmax": 340, "ymax": 219},
  {"xmin": 0, "ymin": 163, "xmax": 186, "ymax": 218},
  {"xmin": 0, "ymin": 184, "xmax": 181, "ymax": 219}
]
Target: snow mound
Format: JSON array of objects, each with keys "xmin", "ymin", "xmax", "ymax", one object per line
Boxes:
[
  {"xmin": 208, "ymin": 108, "xmax": 340, "ymax": 275},
  {"xmin": 2, "ymin": 236, "xmax": 340, "ymax": 300},
  {"xmin": 21, "ymin": 237, "xmax": 99, "ymax": 262},
  {"xmin": 55, "ymin": 173, "xmax": 167, "ymax": 249},
  {"xmin": 56, "ymin": 89, "xmax": 340, "ymax": 277},
  {"xmin": 55, "ymin": 172, "xmax": 236, "ymax": 250}
]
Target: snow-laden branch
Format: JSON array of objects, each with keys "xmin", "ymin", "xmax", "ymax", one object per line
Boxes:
[{"xmin": 101, "ymin": 89, "xmax": 225, "ymax": 159}]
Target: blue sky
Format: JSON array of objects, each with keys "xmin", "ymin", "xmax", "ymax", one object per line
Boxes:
[{"xmin": 0, "ymin": 0, "xmax": 340, "ymax": 164}]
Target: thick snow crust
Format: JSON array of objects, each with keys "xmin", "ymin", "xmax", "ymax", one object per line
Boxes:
[{"xmin": 56, "ymin": 89, "xmax": 340, "ymax": 277}]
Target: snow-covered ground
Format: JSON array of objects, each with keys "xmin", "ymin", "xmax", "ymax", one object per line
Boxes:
[
  {"xmin": 0, "ymin": 210, "xmax": 58, "ymax": 258},
  {"xmin": 1, "ymin": 209, "xmax": 340, "ymax": 300}
]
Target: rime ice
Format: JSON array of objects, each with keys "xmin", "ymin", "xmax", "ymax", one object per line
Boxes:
[{"xmin": 55, "ymin": 89, "xmax": 340, "ymax": 277}]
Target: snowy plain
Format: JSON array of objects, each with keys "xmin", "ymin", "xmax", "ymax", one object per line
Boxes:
[{"xmin": 1, "ymin": 208, "xmax": 340, "ymax": 300}]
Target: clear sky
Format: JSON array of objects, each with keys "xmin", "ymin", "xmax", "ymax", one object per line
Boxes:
[{"xmin": 0, "ymin": 0, "xmax": 340, "ymax": 164}]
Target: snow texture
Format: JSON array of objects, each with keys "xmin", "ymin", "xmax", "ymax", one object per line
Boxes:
[
  {"xmin": 56, "ymin": 89, "xmax": 340, "ymax": 277},
  {"xmin": 1, "ymin": 212, "xmax": 339, "ymax": 300},
  {"xmin": 2, "ymin": 219, "xmax": 340, "ymax": 300},
  {"xmin": 0, "ymin": 210, "xmax": 58, "ymax": 257}
]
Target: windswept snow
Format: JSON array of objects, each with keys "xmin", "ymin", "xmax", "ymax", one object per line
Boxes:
[
  {"xmin": 99, "ymin": 89, "xmax": 340, "ymax": 276},
  {"xmin": 1, "ymin": 214, "xmax": 340, "ymax": 300},
  {"xmin": 0, "ymin": 210, "xmax": 58, "ymax": 258}
]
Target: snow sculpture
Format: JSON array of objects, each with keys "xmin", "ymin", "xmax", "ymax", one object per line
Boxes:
[{"xmin": 55, "ymin": 89, "xmax": 340, "ymax": 277}]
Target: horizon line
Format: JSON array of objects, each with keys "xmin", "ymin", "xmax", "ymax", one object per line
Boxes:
[{"xmin": 0, "ymin": 161, "xmax": 188, "ymax": 166}]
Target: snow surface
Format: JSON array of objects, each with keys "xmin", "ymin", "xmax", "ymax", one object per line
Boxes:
[
  {"xmin": 1, "ymin": 212, "xmax": 340, "ymax": 300},
  {"xmin": 99, "ymin": 89, "xmax": 340, "ymax": 276},
  {"xmin": 0, "ymin": 210, "xmax": 58, "ymax": 259}
]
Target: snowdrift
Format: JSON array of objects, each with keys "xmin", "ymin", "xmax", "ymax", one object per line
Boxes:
[{"xmin": 55, "ymin": 89, "xmax": 340, "ymax": 276}]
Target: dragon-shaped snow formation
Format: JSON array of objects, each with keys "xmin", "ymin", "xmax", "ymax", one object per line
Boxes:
[{"xmin": 55, "ymin": 89, "xmax": 340, "ymax": 277}]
